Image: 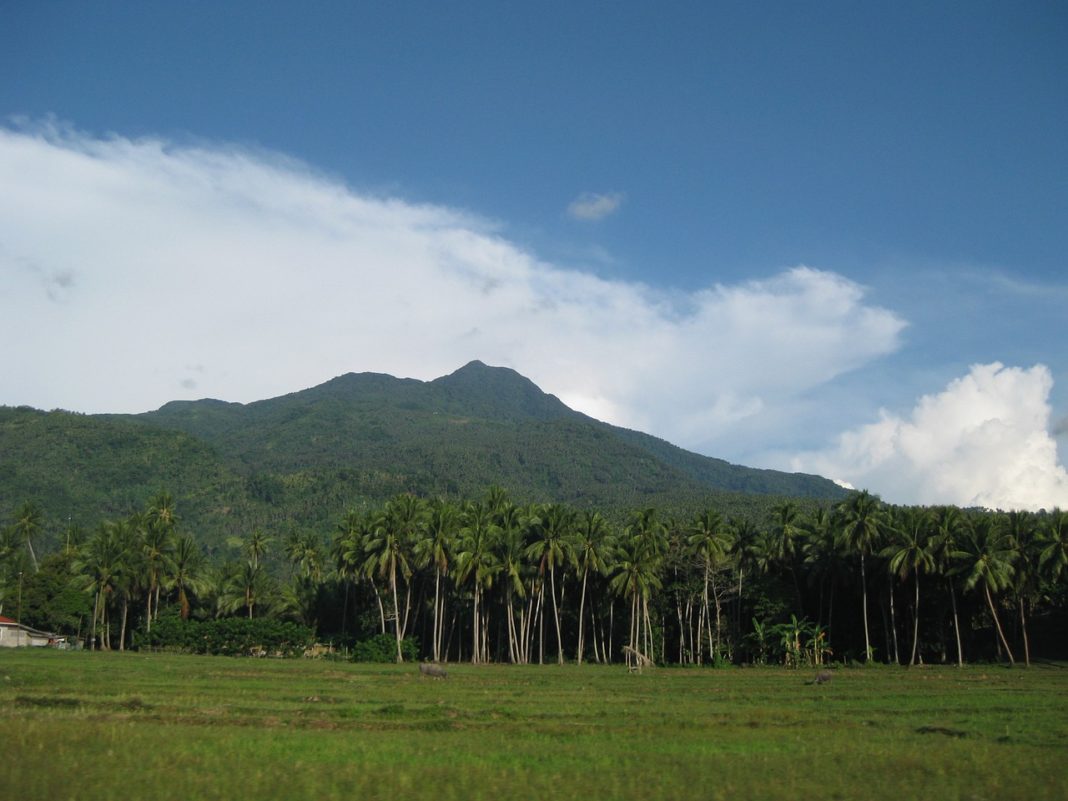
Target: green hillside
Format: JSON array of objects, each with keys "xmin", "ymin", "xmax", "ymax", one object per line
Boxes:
[
  {"xmin": 0, "ymin": 407, "xmax": 258, "ymax": 553},
  {"xmin": 2, "ymin": 361, "xmax": 846, "ymax": 547}
]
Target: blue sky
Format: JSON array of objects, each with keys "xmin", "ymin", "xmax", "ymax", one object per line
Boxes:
[{"xmin": 2, "ymin": 1, "xmax": 1066, "ymax": 509}]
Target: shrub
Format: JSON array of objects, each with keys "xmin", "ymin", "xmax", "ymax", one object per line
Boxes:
[
  {"xmin": 351, "ymin": 633, "xmax": 419, "ymax": 663},
  {"xmin": 134, "ymin": 616, "xmax": 314, "ymax": 657}
]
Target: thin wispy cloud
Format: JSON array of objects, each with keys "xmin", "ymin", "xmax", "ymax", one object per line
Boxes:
[{"xmin": 567, "ymin": 191, "xmax": 625, "ymax": 221}]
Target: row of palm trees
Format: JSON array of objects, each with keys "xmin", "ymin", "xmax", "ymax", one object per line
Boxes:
[
  {"xmin": 0, "ymin": 494, "xmax": 308, "ymax": 649},
  {"xmin": 3, "ymin": 488, "xmax": 1067, "ymax": 664},
  {"xmin": 319, "ymin": 488, "xmax": 1068, "ymax": 666}
]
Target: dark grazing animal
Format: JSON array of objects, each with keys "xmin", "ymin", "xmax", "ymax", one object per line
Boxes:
[
  {"xmin": 806, "ymin": 670, "xmax": 833, "ymax": 685},
  {"xmin": 419, "ymin": 663, "xmax": 447, "ymax": 679}
]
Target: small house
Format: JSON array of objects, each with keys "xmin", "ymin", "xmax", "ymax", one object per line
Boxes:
[{"xmin": 0, "ymin": 616, "xmax": 67, "ymax": 648}]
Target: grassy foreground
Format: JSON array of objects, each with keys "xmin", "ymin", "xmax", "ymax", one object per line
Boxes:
[{"xmin": 1, "ymin": 651, "xmax": 1066, "ymax": 801}]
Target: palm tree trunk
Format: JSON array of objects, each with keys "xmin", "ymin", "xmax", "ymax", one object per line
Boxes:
[
  {"xmin": 702, "ymin": 562, "xmax": 711, "ymax": 664},
  {"xmin": 910, "ymin": 575, "xmax": 920, "ymax": 666},
  {"xmin": 400, "ymin": 583, "xmax": 412, "ymax": 641},
  {"xmin": 1018, "ymin": 598, "xmax": 1031, "ymax": 667},
  {"xmin": 439, "ymin": 592, "xmax": 448, "ymax": 662},
  {"xmin": 537, "ymin": 585, "xmax": 545, "ymax": 665},
  {"xmin": 644, "ymin": 596, "xmax": 653, "ymax": 661},
  {"xmin": 860, "ymin": 552, "xmax": 872, "ymax": 662},
  {"xmin": 692, "ymin": 599, "xmax": 701, "ymax": 664},
  {"xmin": 103, "ymin": 599, "xmax": 111, "ymax": 650},
  {"xmin": 340, "ymin": 579, "xmax": 349, "ymax": 640},
  {"xmin": 471, "ymin": 583, "xmax": 480, "ymax": 665},
  {"xmin": 506, "ymin": 595, "xmax": 518, "ymax": 663},
  {"xmin": 828, "ymin": 582, "xmax": 835, "ymax": 639},
  {"xmin": 577, "ymin": 566, "xmax": 589, "ymax": 665},
  {"xmin": 26, "ymin": 536, "xmax": 39, "ymax": 572},
  {"xmin": 549, "ymin": 564, "xmax": 564, "ymax": 664},
  {"xmin": 590, "ymin": 600, "xmax": 601, "ymax": 663},
  {"xmin": 985, "ymin": 585, "xmax": 1015, "ymax": 665},
  {"xmin": 675, "ymin": 599, "xmax": 684, "ymax": 663},
  {"xmin": 390, "ymin": 561, "xmax": 403, "ymax": 662},
  {"xmin": 607, "ymin": 598, "xmax": 614, "ymax": 663},
  {"xmin": 119, "ymin": 597, "xmax": 128, "ymax": 652},
  {"xmin": 736, "ymin": 566, "xmax": 744, "ymax": 637},
  {"xmin": 371, "ymin": 579, "xmax": 386, "ymax": 634},
  {"xmin": 432, "ymin": 569, "xmax": 442, "ymax": 662},
  {"xmin": 91, "ymin": 589, "xmax": 101, "ymax": 651},
  {"xmin": 948, "ymin": 580, "xmax": 963, "ymax": 666},
  {"xmin": 712, "ymin": 570, "xmax": 723, "ymax": 657},
  {"xmin": 889, "ymin": 582, "xmax": 900, "ymax": 664},
  {"xmin": 623, "ymin": 593, "xmax": 632, "ymax": 666}
]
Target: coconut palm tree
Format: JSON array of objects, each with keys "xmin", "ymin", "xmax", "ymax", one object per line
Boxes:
[
  {"xmin": 493, "ymin": 501, "xmax": 530, "ymax": 663},
  {"xmin": 333, "ymin": 509, "xmax": 372, "ymax": 636},
  {"xmin": 771, "ymin": 502, "xmax": 806, "ymax": 613},
  {"xmin": 729, "ymin": 517, "xmax": 760, "ymax": 637},
  {"xmin": 688, "ymin": 509, "xmax": 731, "ymax": 662},
  {"xmin": 364, "ymin": 494, "xmax": 426, "ymax": 662},
  {"xmin": 12, "ymin": 501, "xmax": 43, "ymax": 573},
  {"xmin": 524, "ymin": 503, "xmax": 576, "ymax": 664},
  {"xmin": 284, "ymin": 530, "xmax": 323, "ymax": 581},
  {"xmin": 574, "ymin": 509, "xmax": 612, "ymax": 665},
  {"xmin": 110, "ymin": 516, "xmax": 145, "ymax": 651},
  {"xmin": 144, "ymin": 492, "xmax": 179, "ymax": 623},
  {"xmin": 1003, "ymin": 510, "xmax": 1039, "ymax": 666},
  {"xmin": 223, "ymin": 559, "xmax": 269, "ymax": 620},
  {"xmin": 882, "ymin": 507, "xmax": 936, "ymax": 666},
  {"xmin": 801, "ymin": 506, "xmax": 840, "ymax": 633},
  {"xmin": 415, "ymin": 498, "xmax": 459, "ymax": 662},
  {"xmin": 835, "ymin": 490, "xmax": 886, "ymax": 662},
  {"xmin": 282, "ymin": 529, "xmax": 323, "ymax": 628},
  {"xmin": 140, "ymin": 515, "xmax": 173, "ymax": 631},
  {"xmin": 455, "ymin": 500, "xmax": 501, "ymax": 663},
  {"xmin": 609, "ymin": 532, "xmax": 663, "ymax": 667},
  {"xmin": 166, "ymin": 533, "xmax": 206, "ymax": 620},
  {"xmin": 229, "ymin": 528, "xmax": 273, "ymax": 570},
  {"xmin": 1038, "ymin": 509, "xmax": 1068, "ymax": 583},
  {"xmin": 931, "ymin": 506, "xmax": 967, "ymax": 666},
  {"xmin": 953, "ymin": 514, "xmax": 1017, "ymax": 665},
  {"xmin": 73, "ymin": 521, "xmax": 125, "ymax": 650}
]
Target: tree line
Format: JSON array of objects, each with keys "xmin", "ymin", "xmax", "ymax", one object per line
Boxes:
[{"xmin": 2, "ymin": 488, "xmax": 1066, "ymax": 666}]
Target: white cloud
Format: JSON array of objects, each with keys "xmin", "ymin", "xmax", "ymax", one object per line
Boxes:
[
  {"xmin": 0, "ymin": 124, "xmax": 904, "ymax": 462},
  {"xmin": 567, "ymin": 191, "xmax": 625, "ymax": 221},
  {"xmin": 791, "ymin": 363, "xmax": 1068, "ymax": 511}
]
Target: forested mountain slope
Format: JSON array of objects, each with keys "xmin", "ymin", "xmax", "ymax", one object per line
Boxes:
[{"xmin": 2, "ymin": 361, "xmax": 845, "ymax": 549}]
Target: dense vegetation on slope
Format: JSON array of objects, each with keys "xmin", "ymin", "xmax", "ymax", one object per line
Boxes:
[
  {"xmin": 0, "ymin": 406, "xmax": 259, "ymax": 546},
  {"xmin": 1, "ymin": 361, "xmax": 844, "ymax": 553}
]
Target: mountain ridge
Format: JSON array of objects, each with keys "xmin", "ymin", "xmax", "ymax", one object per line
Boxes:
[
  {"xmin": 132, "ymin": 360, "xmax": 842, "ymax": 497},
  {"xmin": 1, "ymin": 362, "xmax": 846, "ymax": 551}
]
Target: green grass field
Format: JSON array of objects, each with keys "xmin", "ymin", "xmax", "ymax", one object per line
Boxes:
[{"xmin": 1, "ymin": 651, "xmax": 1066, "ymax": 801}]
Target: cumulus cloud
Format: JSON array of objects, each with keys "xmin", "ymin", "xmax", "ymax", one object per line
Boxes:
[
  {"xmin": 1054, "ymin": 416, "xmax": 1068, "ymax": 438},
  {"xmin": 567, "ymin": 191, "xmax": 625, "ymax": 221},
  {"xmin": 0, "ymin": 124, "xmax": 904, "ymax": 459},
  {"xmin": 791, "ymin": 363, "xmax": 1068, "ymax": 511}
]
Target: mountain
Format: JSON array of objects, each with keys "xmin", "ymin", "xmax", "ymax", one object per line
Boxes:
[
  {"xmin": 1, "ymin": 361, "xmax": 846, "ymax": 550},
  {"xmin": 133, "ymin": 360, "xmax": 841, "ymax": 497}
]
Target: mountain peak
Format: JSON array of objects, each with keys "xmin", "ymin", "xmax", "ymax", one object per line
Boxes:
[{"xmin": 431, "ymin": 361, "xmax": 574, "ymax": 422}]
